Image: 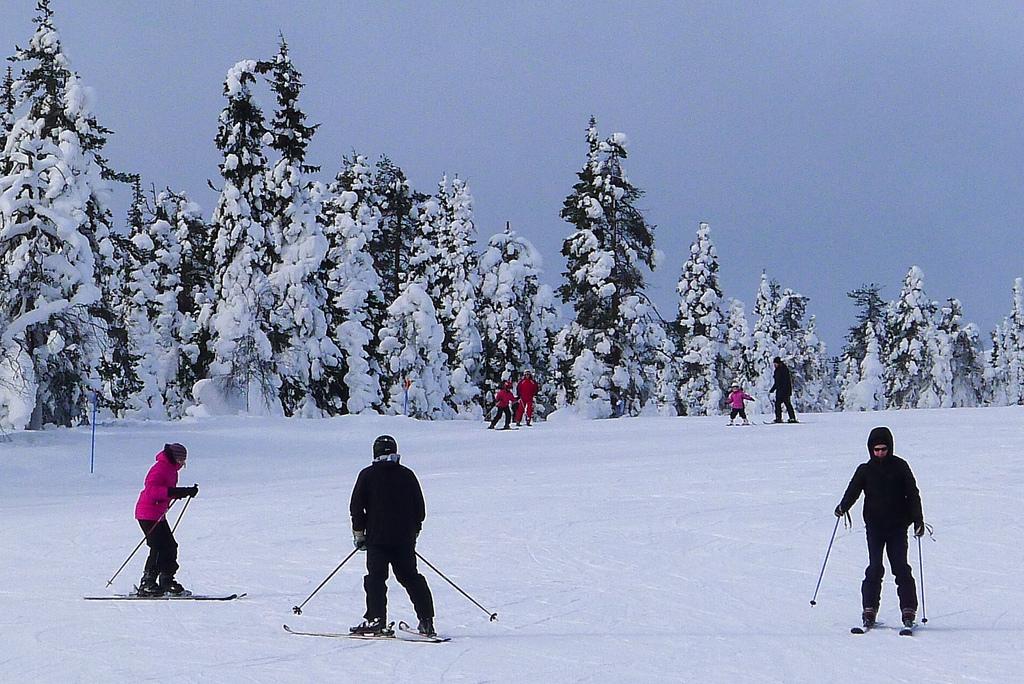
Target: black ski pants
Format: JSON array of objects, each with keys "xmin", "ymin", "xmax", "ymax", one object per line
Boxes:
[
  {"xmin": 488, "ymin": 406, "xmax": 512, "ymax": 429},
  {"xmin": 774, "ymin": 394, "xmax": 796, "ymax": 422},
  {"xmin": 363, "ymin": 543, "xmax": 434, "ymax": 621},
  {"xmin": 138, "ymin": 519, "xmax": 178, "ymax": 577},
  {"xmin": 861, "ymin": 524, "xmax": 917, "ymax": 612}
]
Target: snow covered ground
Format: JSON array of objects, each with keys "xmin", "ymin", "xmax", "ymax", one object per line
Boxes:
[{"xmin": 1, "ymin": 407, "xmax": 1021, "ymax": 683}]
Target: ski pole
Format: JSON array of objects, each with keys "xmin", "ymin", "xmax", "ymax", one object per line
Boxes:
[
  {"xmin": 292, "ymin": 547, "xmax": 360, "ymax": 615},
  {"xmin": 105, "ymin": 496, "xmax": 192, "ymax": 587},
  {"xmin": 416, "ymin": 551, "xmax": 498, "ymax": 621},
  {"xmin": 809, "ymin": 515, "xmax": 842, "ymax": 606},
  {"xmin": 917, "ymin": 535, "xmax": 928, "ymax": 623}
]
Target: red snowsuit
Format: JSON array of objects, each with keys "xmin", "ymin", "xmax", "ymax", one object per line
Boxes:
[{"xmin": 515, "ymin": 376, "xmax": 539, "ymax": 425}]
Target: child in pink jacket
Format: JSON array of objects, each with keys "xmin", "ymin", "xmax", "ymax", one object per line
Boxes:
[
  {"xmin": 134, "ymin": 443, "xmax": 198, "ymax": 596},
  {"xmin": 727, "ymin": 383, "xmax": 755, "ymax": 425}
]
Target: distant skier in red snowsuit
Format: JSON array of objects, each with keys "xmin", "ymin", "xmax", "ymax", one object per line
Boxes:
[
  {"xmin": 515, "ymin": 371, "xmax": 539, "ymax": 426},
  {"xmin": 488, "ymin": 381, "xmax": 516, "ymax": 430}
]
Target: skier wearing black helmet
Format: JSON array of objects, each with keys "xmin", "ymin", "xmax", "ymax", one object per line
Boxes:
[{"xmin": 349, "ymin": 435, "xmax": 436, "ymax": 637}]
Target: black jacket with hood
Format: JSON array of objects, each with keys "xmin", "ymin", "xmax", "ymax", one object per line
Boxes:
[
  {"xmin": 769, "ymin": 362, "xmax": 793, "ymax": 398},
  {"xmin": 838, "ymin": 427, "xmax": 924, "ymax": 529},
  {"xmin": 350, "ymin": 457, "xmax": 425, "ymax": 545}
]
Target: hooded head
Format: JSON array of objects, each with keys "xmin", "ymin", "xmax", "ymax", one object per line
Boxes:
[
  {"xmin": 164, "ymin": 442, "xmax": 187, "ymax": 465},
  {"xmin": 372, "ymin": 434, "xmax": 399, "ymax": 462},
  {"xmin": 866, "ymin": 426, "xmax": 894, "ymax": 459}
]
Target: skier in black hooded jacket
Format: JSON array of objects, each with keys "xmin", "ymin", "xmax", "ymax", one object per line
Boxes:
[
  {"xmin": 769, "ymin": 356, "xmax": 797, "ymax": 423},
  {"xmin": 835, "ymin": 426, "xmax": 925, "ymax": 629}
]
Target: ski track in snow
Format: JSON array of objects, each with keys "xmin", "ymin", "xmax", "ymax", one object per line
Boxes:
[{"xmin": 0, "ymin": 408, "xmax": 1022, "ymax": 682}]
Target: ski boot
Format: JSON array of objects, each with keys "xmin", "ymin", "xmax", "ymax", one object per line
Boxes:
[
  {"xmin": 861, "ymin": 607, "xmax": 877, "ymax": 629},
  {"xmin": 417, "ymin": 617, "xmax": 436, "ymax": 637},
  {"xmin": 901, "ymin": 608, "xmax": 916, "ymax": 629},
  {"xmin": 137, "ymin": 572, "xmax": 162, "ymax": 597},
  {"xmin": 350, "ymin": 617, "xmax": 392, "ymax": 636},
  {"xmin": 157, "ymin": 573, "xmax": 186, "ymax": 596}
]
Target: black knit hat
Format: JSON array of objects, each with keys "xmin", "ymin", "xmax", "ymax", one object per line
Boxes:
[
  {"xmin": 372, "ymin": 435, "xmax": 398, "ymax": 460},
  {"xmin": 164, "ymin": 443, "xmax": 187, "ymax": 462},
  {"xmin": 866, "ymin": 426, "xmax": 894, "ymax": 457}
]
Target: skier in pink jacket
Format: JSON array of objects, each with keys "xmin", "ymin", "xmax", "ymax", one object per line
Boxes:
[
  {"xmin": 134, "ymin": 443, "xmax": 198, "ymax": 596},
  {"xmin": 727, "ymin": 382, "xmax": 755, "ymax": 426}
]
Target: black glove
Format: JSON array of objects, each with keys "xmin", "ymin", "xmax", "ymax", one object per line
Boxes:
[
  {"xmin": 914, "ymin": 521, "xmax": 925, "ymax": 538},
  {"xmin": 169, "ymin": 484, "xmax": 199, "ymax": 499},
  {"xmin": 834, "ymin": 505, "xmax": 845, "ymax": 518},
  {"xmin": 353, "ymin": 530, "xmax": 367, "ymax": 550}
]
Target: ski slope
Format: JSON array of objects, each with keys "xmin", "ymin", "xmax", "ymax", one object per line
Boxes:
[{"xmin": 1, "ymin": 407, "xmax": 1021, "ymax": 682}]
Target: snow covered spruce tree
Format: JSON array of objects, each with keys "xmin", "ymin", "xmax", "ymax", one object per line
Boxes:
[
  {"xmin": 407, "ymin": 176, "xmax": 484, "ymax": 418},
  {"xmin": 260, "ymin": 39, "xmax": 339, "ymax": 416},
  {"xmin": 844, "ymin": 334, "xmax": 886, "ymax": 411},
  {"xmin": 204, "ymin": 60, "xmax": 282, "ymax": 415},
  {"xmin": 371, "ymin": 156, "xmax": 423, "ymax": 306},
  {"xmin": 838, "ymin": 284, "xmax": 886, "ymax": 410},
  {"xmin": 935, "ymin": 298, "xmax": 984, "ymax": 407},
  {"xmin": 553, "ymin": 118, "xmax": 667, "ymax": 418},
  {"xmin": 477, "ymin": 224, "xmax": 561, "ymax": 415},
  {"xmin": 749, "ymin": 271, "xmax": 783, "ymax": 403},
  {"xmin": 774, "ymin": 289, "xmax": 833, "ymax": 411},
  {"xmin": 884, "ymin": 265, "xmax": 940, "ymax": 409},
  {"xmin": 112, "ymin": 177, "xmax": 156, "ymax": 416},
  {"xmin": 724, "ymin": 298, "xmax": 759, "ymax": 392},
  {"xmin": 377, "ymin": 283, "xmax": 451, "ymax": 419},
  {"xmin": 116, "ymin": 179, "xmax": 169, "ymax": 417},
  {"xmin": 436, "ymin": 176, "xmax": 484, "ymax": 416},
  {"xmin": 320, "ymin": 153, "xmax": 386, "ymax": 414},
  {"xmin": 989, "ymin": 278, "xmax": 1024, "ymax": 405},
  {"xmin": 149, "ymin": 190, "xmax": 215, "ymax": 416},
  {"xmin": 1, "ymin": 66, "xmax": 14, "ymax": 152},
  {"xmin": 673, "ymin": 221, "xmax": 728, "ymax": 415},
  {"xmin": 117, "ymin": 184, "xmax": 215, "ymax": 419},
  {"xmin": 0, "ymin": 0, "xmax": 116, "ymax": 429}
]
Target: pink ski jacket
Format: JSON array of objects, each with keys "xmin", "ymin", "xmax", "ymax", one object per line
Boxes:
[
  {"xmin": 134, "ymin": 450, "xmax": 182, "ymax": 521},
  {"xmin": 728, "ymin": 390, "xmax": 754, "ymax": 409}
]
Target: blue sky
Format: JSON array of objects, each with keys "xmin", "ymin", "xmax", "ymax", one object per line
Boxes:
[{"xmin": 3, "ymin": 1, "xmax": 1022, "ymax": 351}]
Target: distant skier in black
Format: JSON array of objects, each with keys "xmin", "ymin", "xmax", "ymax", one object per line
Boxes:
[
  {"xmin": 349, "ymin": 435, "xmax": 436, "ymax": 637},
  {"xmin": 834, "ymin": 426, "xmax": 925, "ymax": 630},
  {"xmin": 769, "ymin": 356, "xmax": 797, "ymax": 423}
]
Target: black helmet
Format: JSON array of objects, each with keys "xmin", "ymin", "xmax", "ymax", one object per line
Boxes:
[{"xmin": 372, "ymin": 434, "xmax": 398, "ymax": 460}]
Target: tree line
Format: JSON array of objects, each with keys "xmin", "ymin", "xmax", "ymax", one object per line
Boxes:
[{"xmin": 1, "ymin": 2, "xmax": 1022, "ymax": 431}]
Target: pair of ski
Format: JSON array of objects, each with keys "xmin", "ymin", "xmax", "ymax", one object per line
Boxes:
[
  {"xmin": 851, "ymin": 622, "xmax": 914, "ymax": 636},
  {"xmin": 84, "ymin": 590, "xmax": 246, "ymax": 601},
  {"xmin": 284, "ymin": 621, "xmax": 450, "ymax": 643}
]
